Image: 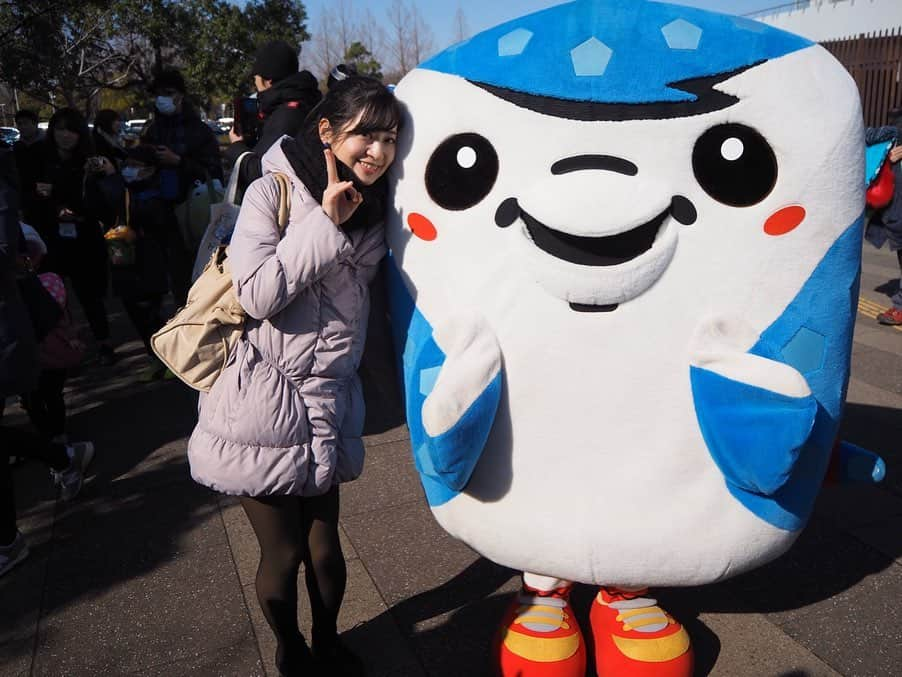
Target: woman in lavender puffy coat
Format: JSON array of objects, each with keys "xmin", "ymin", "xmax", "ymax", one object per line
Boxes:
[{"xmin": 188, "ymin": 77, "xmax": 400, "ymax": 675}]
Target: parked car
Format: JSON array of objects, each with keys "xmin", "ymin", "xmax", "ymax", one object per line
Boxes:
[
  {"xmin": 125, "ymin": 119, "xmax": 147, "ymax": 136},
  {"xmin": 205, "ymin": 119, "xmax": 229, "ymax": 135},
  {"xmin": 0, "ymin": 127, "xmax": 21, "ymax": 146}
]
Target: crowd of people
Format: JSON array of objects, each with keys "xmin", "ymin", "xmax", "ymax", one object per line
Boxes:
[{"xmin": 1, "ymin": 38, "xmax": 395, "ymax": 677}]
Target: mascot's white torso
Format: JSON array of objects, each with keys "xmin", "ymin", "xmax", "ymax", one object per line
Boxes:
[{"xmin": 386, "ymin": 0, "xmax": 864, "ymax": 589}]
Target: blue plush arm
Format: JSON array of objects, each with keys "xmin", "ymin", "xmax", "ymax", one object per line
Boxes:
[
  {"xmin": 386, "ymin": 255, "xmax": 502, "ymax": 505},
  {"xmin": 415, "ymin": 358, "xmax": 502, "ymax": 491},
  {"xmin": 405, "ymin": 310, "xmax": 502, "ymax": 500},
  {"xmin": 690, "ymin": 364, "xmax": 818, "ymax": 495}
]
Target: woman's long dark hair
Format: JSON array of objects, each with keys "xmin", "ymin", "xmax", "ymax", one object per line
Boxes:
[
  {"xmin": 304, "ymin": 76, "xmax": 402, "ymax": 138},
  {"xmin": 285, "ymin": 77, "xmax": 402, "ymax": 233},
  {"xmin": 46, "ymin": 107, "xmax": 94, "ymax": 160}
]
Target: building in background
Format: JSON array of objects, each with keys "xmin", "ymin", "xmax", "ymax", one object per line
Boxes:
[{"xmin": 752, "ymin": 0, "xmax": 902, "ymax": 42}]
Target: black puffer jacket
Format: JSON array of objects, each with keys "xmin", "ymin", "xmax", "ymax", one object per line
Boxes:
[
  {"xmin": 224, "ymin": 71, "xmax": 322, "ymax": 198},
  {"xmin": 25, "ymin": 142, "xmax": 112, "ymax": 296}
]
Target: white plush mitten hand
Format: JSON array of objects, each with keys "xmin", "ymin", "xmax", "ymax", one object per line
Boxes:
[
  {"xmin": 689, "ymin": 315, "xmax": 811, "ymax": 398},
  {"xmin": 422, "ymin": 312, "xmax": 502, "ymax": 437}
]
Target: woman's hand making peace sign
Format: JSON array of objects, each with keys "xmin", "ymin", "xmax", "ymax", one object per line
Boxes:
[{"xmin": 321, "ymin": 145, "xmax": 363, "ymax": 225}]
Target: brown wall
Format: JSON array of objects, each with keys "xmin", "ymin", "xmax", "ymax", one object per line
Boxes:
[{"xmin": 823, "ymin": 29, "xmax": 902, "ymax": 127}]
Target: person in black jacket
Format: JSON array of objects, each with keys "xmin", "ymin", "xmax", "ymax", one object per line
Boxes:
[
  {"xmin": 24, "ymin": 108, "xmax": 117, "ymax": 364},
  {"xmin": 92, "ymin": 109, "xmax": 128, "ymax": 170},
  {"xmin": 12, "ymin": 110, "xmax": 45, "ymax": 197},
  {"xmin": 0, "ymin": 150, "xmax": 94, "ymax": 578},
  {"xmin": 225, "ymin": 40, "xmax": 322, "ymax": 199},
  {"xmin": 140, "ymin": 68, "xmax": 223, "ymax": 304}
]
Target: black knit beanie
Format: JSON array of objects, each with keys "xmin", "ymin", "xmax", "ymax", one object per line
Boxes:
[
  {"xmin": 150, "ymin": 68, "xmax": 186, "ymax": 94},
  {"xmin": 252, "ymin": 41, "xmax": 299, "ymax": 83}
]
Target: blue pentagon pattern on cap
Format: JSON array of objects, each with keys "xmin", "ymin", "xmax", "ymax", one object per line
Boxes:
[{"xmin": 419, "ymin": 0, "xmax": 812, "ymax": 104}]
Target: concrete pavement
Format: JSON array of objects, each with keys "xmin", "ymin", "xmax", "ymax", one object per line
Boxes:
[{"xmin": 1, "ymin": 242, "xmax": 900, "ymax": 676}]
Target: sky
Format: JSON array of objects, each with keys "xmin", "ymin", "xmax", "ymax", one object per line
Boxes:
[{"xmin": 298, "ymin": 0, "xmax": 789, "ymax": 56}]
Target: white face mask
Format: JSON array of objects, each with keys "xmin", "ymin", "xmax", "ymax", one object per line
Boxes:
[
  {"xmin": 155, "ymin": 95, "xmax": 177, "ymax": 115},
  {"xmin": 121, "ymin": 167, "xmax": 141, "ymax": 183}
]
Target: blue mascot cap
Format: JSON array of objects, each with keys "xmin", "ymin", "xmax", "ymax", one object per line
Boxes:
[{"xmin": 420, "ymin": 0, "xmax": 812, "ymax": 107}]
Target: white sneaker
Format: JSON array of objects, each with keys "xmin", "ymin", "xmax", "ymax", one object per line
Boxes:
[
  {"xmin": 51, "ymin": 441, "xmax": 95, "ymax": 501},
  {"xmin": 0, "ymin": 531, "xmax": 30, "ymax": 577}
]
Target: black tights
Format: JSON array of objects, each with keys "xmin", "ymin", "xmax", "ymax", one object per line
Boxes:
[
  {"xmin": 68, "ymin": 271, "xmax": 110, "ymax": 343},
  {"xmin": 20, "ymin": 368, "xmax": 67, "ymax": 439},
  {"xmin": 122, "ymin": 295, "xmax": 164, "ymax": 356},
  {"xmin": 240, "ymin": 487, "xmax": 345, "ymax": 670}
]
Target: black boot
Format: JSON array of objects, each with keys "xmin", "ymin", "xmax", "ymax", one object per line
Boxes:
[
  {"xmin": 312, "ymin": 637, "xmax": 365, "ymax": 677},
  {"xmin": 275, "ymin": 636, "xmax": 315, "ymax": 677}
]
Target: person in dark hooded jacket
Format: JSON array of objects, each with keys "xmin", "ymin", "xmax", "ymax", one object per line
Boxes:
[
  {"xmin": 866, "ymin": 109, "xmax": 902, "ymax": 325},
  {"xmin": 140, "ymin": 67, "xmax": 223, "ymax": 304},
  {"xmin": 225, "ymin": 40, "xmax": 322, "ymax": 199},
  {"xmin": 0, "ymin": 149, "xmax": 94, "ymax": 578}
]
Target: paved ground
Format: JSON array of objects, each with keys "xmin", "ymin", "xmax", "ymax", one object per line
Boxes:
[{"xmin": 1, "ymin": 242, "xmax": 900, "ymax": 677}]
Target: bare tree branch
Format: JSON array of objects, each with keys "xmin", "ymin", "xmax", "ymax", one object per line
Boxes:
[{"xmin": 453, "ymin": 5, "xmax": 470, "ymax": 44}]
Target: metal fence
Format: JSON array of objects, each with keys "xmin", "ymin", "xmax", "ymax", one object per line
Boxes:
[{"xmin": 822, "ymin": 29, "xmax": 902, "ymax": 127}]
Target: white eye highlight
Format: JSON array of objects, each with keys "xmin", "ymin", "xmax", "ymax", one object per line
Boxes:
[
  {"xmin": 457, "ymin": 146, "xmax": 477, "ymax": 169},
  {"xmin": 721, "ymin": 137, "xmax": 744, "ymax": 162}
]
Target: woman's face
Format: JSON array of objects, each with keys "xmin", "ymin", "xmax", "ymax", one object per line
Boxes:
[
  {"xmin": 111, "ymin": 118, "xmax": 123, "ymax": 135},
  {"xmin": 320, "ymin": 112, "xmax": 397, "ymax": 186},
  {"xmin": 53, "ymin": 125, "xmax": 80, "ymax": 152}
]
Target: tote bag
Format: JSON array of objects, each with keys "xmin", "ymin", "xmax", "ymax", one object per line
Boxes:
[{"xmin": 150, "ymin": 172, "xmax": 291, "ymax": 391}]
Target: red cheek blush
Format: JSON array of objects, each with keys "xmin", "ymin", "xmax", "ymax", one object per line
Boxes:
[
  {"xmin": 764, "ymin": 206, "xmax": 806, "ymax": 236},
  {"xmin": 408, "ymin": 212, "xmax": 437, "ymax": 241}
]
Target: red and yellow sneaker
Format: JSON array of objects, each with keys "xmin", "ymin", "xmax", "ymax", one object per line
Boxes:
[
  {"xmin": 589, "ymin": 587, "xmax": 692, "ymax": 677},
  {"xmin": 496, "ymin": 583, "xmax": 586, "ymax": 677}
]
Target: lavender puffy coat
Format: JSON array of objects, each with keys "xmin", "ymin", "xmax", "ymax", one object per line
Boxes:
[{"xmin": 188, "ymin": 140, "xmax": 385, "ymax": 496}]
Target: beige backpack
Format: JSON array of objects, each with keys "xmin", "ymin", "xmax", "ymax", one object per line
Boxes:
[{"xmin": 150, "ymin": 172, "xmax": 292, "ymax": 391}]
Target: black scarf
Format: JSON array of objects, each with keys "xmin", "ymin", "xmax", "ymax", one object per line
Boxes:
[{"xmin": 281, "ymin": 127, "xmax": 387, "ymax": 234}]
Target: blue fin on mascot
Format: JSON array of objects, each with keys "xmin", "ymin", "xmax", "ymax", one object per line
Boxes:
[{"xmin": 385, "ymin": 1, "xmax": 885, "ymax": 675}]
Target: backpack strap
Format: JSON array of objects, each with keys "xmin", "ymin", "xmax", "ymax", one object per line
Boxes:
[{"xmin": 271, "ymin": 172, "xmax": 292, "ymax": 231}]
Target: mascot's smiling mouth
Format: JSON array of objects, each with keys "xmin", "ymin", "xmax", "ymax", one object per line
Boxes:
[
  {"xmin": 520, "ymin": 207, "xmax": 669, "ymax": 267},
  {"xmin": 495, "ymin": 195, "xmax": 696, "ymax": 313}
]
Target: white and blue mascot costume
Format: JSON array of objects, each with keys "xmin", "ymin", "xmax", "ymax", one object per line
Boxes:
[{"xmin": 385, "ymin": 1, "xmax": 884, "ymax": 675}]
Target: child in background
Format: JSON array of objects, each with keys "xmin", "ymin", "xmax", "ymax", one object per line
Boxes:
[{"xmin": 18, "ymin": 224, "xmax": 85, "ymax": 442}]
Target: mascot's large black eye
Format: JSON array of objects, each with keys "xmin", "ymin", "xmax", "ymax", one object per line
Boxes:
[
  {"xmin": 692, "ymin": 124, "xmax": 777, "ymax": 207},
  {"xmin": 425, "ymin": 133, "xmax": 499, "ymax": 210}
]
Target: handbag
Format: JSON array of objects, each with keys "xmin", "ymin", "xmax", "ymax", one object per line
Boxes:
[
  {"xmin": 39, "ymin": 308, "xmax": 85, "ymax": 370},
  {"xmin": 150, "ymin": 172, "xmax": 291, "ymax": 391},
  {"xmin": 175, "ymin": 171, "xmax": 225, "ymax": 251},
  {"xmin": 104, "ymin": 189, "xmax": 137, "ymax": 267},
  {"xmin": 15, "ymin": 227, "xmax": 62, "ymax": 342},
  {"xmin": 191, "ymin": 151, "xmax": 253, "ymax": 282},
  {"xmin": 33, "ymin": 272, "xmax": 84, "ymax": 369}
]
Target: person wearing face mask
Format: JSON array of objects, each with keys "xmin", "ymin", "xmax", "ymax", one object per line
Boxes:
[
  {"xmin": 140, "ymin": 68, "xmax": 223, "ymax": 305},
  {"xmin": 225, "ymin": 40, "xmax": 322, "ymax": 202},
  {"xmin": 26, "ymin": 108, "xmax": 117, "ymax": 365},
  {"xmin": 99, "ymin": 145, "xmax": 174, "ymax": 380}
]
